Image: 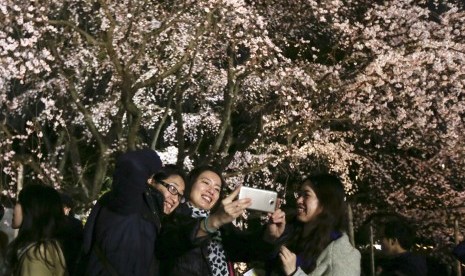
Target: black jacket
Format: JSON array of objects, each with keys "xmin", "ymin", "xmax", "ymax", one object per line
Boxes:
[
  {"xmin": 453, "ymin": 241, "xmax": 465, "ymax": 264},
  {"xmin": 60, "ymin": 214, "xmax": 83, "ymax": 276},
  {"xmin": 82, "ymin": 149, "xmax": 164, "ymax": 276},
  {"xmin": 379, "ymin": 252, "xmax": 428, "ymax": 276},
  {"xmin": 156, "ymin": 203, "xmax": 276, "ymax": 276}
]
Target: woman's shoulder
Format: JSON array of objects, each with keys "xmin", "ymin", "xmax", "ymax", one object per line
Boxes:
[
  {"xmin": 328, "ymin": 233, "xmax": 360, "ymax": 256},
  {"xmin": 18, "ymin": 241, "xmax": 66, "ymax": 276},
  {"xmin": 164, "ymin": 203, "xmax": 194, "ymax": 222},
  {"xmin": 314, "ymin": 234, "xmax": 360, "ymax": 263},
  {"xmin": 313, "ymin": 233, "xmax": 360, "ymax": 275},
  {"xmin": 174, "ymin": 203, "xmax": 193, "ymax": 216},
  {"xmin": 20, "ymin": 240, "xmax": 62, "ymax": 256}
]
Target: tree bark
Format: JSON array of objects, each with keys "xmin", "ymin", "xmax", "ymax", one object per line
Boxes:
[
  {"xmin": 348, "ymin": 202, "xmax": 355, "ymax": 246},
  {"xmin": 455, "ymin": 219, "xmax": 462, "ymax": 276},
  {"xmin": 370, "ymin": 223, "xmax": 375, "ymax": 276}
]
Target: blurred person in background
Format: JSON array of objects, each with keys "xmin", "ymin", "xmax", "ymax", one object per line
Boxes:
[
  {"xmin": 0, "ymin": 202, "xmax": 8, "ymax": 276},
  {"xmin": 453, "ymin": 240, "xmax": 465, "ymax": 265},
  {"xmin": 377, "ymin": 218, "xmax": 427, "ymax": 276},
  {"xmin": 59, "ymin": 192, "xmax": 83, "ymax": 276},
  {"xmin": 3, "ymin": 184, "xmax": 67, "ymax": 276}
]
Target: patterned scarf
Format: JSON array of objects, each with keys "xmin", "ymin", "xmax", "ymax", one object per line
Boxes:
[{"xmin": 187, "ymin": 202, "xmax": 229, "ymax": 276}]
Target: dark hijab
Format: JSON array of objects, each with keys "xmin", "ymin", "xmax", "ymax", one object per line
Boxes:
[
  {"xmin": 81, "ymin": 149, "xmax": 163, "ymax": 276},
  {"xmin": 105, "ymin": 149, "xmax": 162, "ymax": 214}
]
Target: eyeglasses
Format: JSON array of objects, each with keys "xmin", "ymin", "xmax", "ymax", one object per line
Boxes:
[{"xmin": 158, "ymin": 180, "xmax": 185, "ymax": 203}]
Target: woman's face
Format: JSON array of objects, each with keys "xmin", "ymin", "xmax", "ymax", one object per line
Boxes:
[
  {"xmin": 154, "ymin": 174, "xmax": 185, "ymax": 215},
  {"xmin": 295, "ymin": 181, "xmax": 322, "ymax": 223},
  {"xmin": 12, "ymin": 203, "xmax": 23, "ymax": 229},
  {"xmin": 189, "ymin": 170, "xmax": 222, "ymax": 211}
]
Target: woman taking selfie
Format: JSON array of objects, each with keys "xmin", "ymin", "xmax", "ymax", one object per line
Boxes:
[
  {"xmin": 274, "ymin": 174, "xmax": 360, "ymax": 276},
  {"xmin": 157, "ymin": 166, "xmax": 286, "ymax": 276},
  {"xmin": 4, "ymin": 184, "xmax": 67, "ymax": 276}
]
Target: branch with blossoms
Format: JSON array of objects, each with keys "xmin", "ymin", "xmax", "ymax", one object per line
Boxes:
[{"xmin": 47, "ymin": 20, "xmax": 105, "ymax": 47}]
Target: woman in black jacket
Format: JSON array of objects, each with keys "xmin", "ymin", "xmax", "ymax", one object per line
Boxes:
[
  {"xmin": 156, "ymin": 166, "xmax": 285, "ymax": 276},
  {"xmin": 82, "ymin": 149, "xmax": 186, "ymax": 276}
]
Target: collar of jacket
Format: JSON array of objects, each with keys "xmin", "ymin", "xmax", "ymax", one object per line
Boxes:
[{"xmin": 143, "ymin": 186, "xmax": 165, "ymax": 229}]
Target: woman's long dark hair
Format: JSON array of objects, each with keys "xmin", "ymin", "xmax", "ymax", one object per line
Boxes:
[
  {"xmin": 287, "ymin": 174, "xmax": 348, "ymax": 273},
  {"xmin": 185, "ymin": 166, "xmax": 226, "ymax": 211},
  {"xmin": 151, "ymin": 164, "xmax": 186, "ymax": 186},
  {"xmin": 5, "ymin": 184, "xmax": 66, "ymax": 273}
]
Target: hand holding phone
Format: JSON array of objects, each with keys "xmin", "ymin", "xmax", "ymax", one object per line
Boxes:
[{"xmin": 238, "ymin": 186, "xmax": 278, "ymax": 213}]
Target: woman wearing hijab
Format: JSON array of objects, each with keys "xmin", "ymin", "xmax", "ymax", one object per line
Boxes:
[{"xmin": 82, "ymin": 149, "xmax": 186, "ymax": 276}]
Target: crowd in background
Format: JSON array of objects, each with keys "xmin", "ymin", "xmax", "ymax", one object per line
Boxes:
[{"xmin": 0, "ymin": 149, "xmax": 464, "ymax": 276}]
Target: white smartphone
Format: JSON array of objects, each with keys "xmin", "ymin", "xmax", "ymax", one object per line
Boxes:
[{"xmin": 238, "ymin": 186, "xmax": 278, "ymax": 213}]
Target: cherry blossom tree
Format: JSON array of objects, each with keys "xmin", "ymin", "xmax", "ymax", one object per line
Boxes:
[
  {"xmin": 1, "ymin": 0, "xmax": 303, "ymax": 200},
  {"xmin": 342, "ymin": 0, "xmax": 465, "ymax": 252},
  {"xmin": 1, "ymin": 0, "xmax": 464, "ymax": 259}
]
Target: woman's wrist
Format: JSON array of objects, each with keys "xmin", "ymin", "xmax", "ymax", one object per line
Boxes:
[
  {"xmin": 287, "ymin": 267, "xmax": 298, "ymax": 276},
  {"xmin": 208, "ymin": 213, "xmax": 222, "ymax": 229},
  {"xmin": 202, "ymin": 216, "xmax": 218, "ymax": 234}
]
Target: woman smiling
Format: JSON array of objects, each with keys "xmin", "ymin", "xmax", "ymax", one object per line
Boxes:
[
  {"xmin": 275, "ymin": 174, "xmax": 360, "ymax": 276},
  {"xmin": 157, "ymin": 166, "xmax": 286, "ymax": 276}
]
